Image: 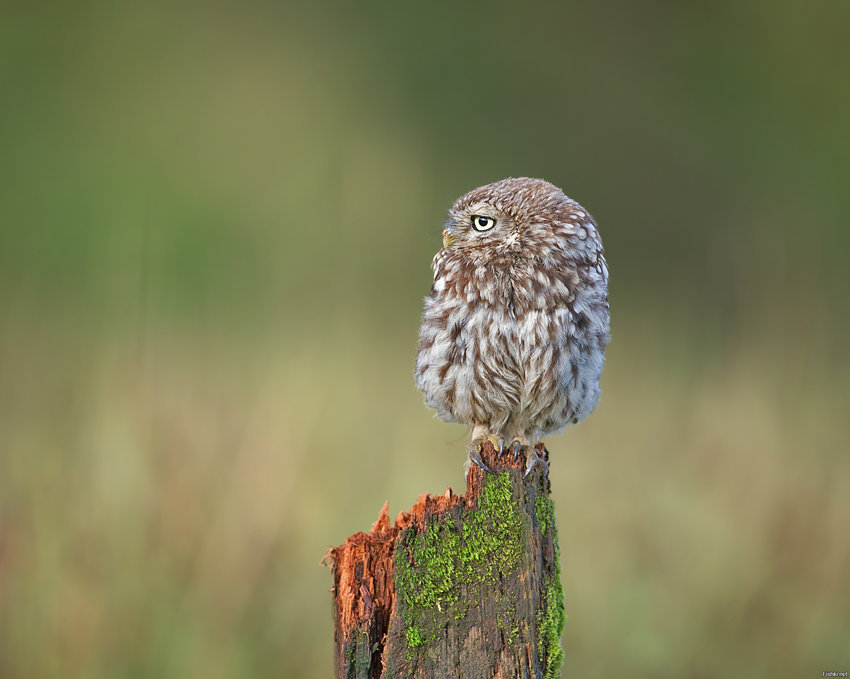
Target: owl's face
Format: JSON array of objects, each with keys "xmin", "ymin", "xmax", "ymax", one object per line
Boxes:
[{"xmin": 441, "ymin": 177, "xmax": 582, "ymax": 262}]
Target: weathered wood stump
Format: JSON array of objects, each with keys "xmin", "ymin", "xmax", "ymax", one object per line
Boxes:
[{"xmin": 329, "ymin": 442, "xmax": 565, "ymax": 678}]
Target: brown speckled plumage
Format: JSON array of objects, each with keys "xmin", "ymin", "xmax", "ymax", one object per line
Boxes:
[{"xmin": 415, "ymin": 178, "xmax": 609, "ymax": 471}]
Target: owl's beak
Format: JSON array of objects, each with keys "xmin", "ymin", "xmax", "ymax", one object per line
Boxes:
[{"xmin": 442, "ymin": 229, "xmax": 456, "ymax": 247}]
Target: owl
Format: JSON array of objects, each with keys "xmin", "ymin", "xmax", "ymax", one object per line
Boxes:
[{"xmin": 415, "ymin": 177, "xmax": 609, "ymax": 476}]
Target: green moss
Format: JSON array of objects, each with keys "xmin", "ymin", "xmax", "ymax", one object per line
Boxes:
[
  {"xmin": 461, "ymin": 471, "xmax": 524, "ymax": 577},
  {"xmin": 393, "ymin": 472, "xmax": 526, "ymax": 652},
  {"xmin": 535, "ymin": 494, "xmax": 554, "ymax": 537},
  {"xmin": 538, "ymin": 577, "xmax": 566, "ymax": 679},
  {"xmin": 537, "ymin": 495, "xmax": 566, "ymax": 679},
  {"xmin": 497, "ymin": 602, "xmax": 521, "ymax": 646},
  {"xmin": 405, "ymin": 625, "xmax": 424, "ymax": 649}
]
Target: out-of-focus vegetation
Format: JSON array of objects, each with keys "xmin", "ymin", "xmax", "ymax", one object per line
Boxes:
[{"xmin": 1, "ymin": 2, "xmax": 848, "ymax": 677}]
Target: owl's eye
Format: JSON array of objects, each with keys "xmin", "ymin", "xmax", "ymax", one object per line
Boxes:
[{"xmin": 471, "ymin": 215, "xmax": 496, "ymax": 232}]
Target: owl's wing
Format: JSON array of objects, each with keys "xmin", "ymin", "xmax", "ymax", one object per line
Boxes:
[{"xmin": 558, "ymin": 213, "xmax": 608, "ymax": 283}]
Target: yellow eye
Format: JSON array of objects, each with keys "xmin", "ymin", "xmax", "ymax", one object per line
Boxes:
[{"xmin": 471, "ymin": 215, "xmax": 496, "ymax": 232}]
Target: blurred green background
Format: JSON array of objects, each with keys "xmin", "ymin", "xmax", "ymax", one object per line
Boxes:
[{"xmin": 1, "ymin": 1, "xmax": 849, "ymax": 677}]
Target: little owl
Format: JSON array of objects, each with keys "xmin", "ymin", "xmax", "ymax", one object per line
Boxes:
[{"xmin": 415, "ymin": 177, "xmax": 609, "ymax": 476}]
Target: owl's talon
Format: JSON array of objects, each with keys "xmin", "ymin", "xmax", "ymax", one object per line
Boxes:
[
  {"xmin": 467, "ymin": 440, "xmax": 492, "ymax": 474},
  {"xmin": 513, "ymin": 440, "xmax": 522, "ymax": 461},
  {"xmin": 487, "ymin": 433, "xmax": 505, "ymax": 458},
  {"xmin": 524, "ymin": 449, "xmax": 549, "ymax": 478}
]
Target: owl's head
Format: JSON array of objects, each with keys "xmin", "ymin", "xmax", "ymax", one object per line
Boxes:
[{"xmin": 441, "ymin": 177, "xmax": 594, "ymax": 263}]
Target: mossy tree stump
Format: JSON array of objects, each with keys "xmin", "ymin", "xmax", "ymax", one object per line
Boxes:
[{"xmin": 329, "ymin": 442, "xmax": 566, "ymax": 678}]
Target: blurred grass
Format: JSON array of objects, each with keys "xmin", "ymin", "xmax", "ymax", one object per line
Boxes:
[{"xmin": 1, "ymin": 1, "xmax": 849, "ymax": 677}]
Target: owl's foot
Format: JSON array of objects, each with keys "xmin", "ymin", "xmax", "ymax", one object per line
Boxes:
[
  {"xmin": 467, "ymin": 438, "xmax": 491, "ymax": 474},
  {"xmin": 524, "ymin": 447, "xmax": 549, "ymax": 479},
  {"xmin": 505, "ymin": 438, "xmax": 546, "ymax": 478},
  {"xmin": 467, "ymin": 433, "xmax": 504, "ymax": 473}
]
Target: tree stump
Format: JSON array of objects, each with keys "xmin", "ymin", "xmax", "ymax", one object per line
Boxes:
[{"xmin": 329, "ymin": 442, "xmax": 566, "ymax": 678}]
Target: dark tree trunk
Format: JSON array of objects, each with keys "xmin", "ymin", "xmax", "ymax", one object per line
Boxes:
[{"xmin": 329, "ymin": 443, "xmax": 565, "ymax": 678}]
